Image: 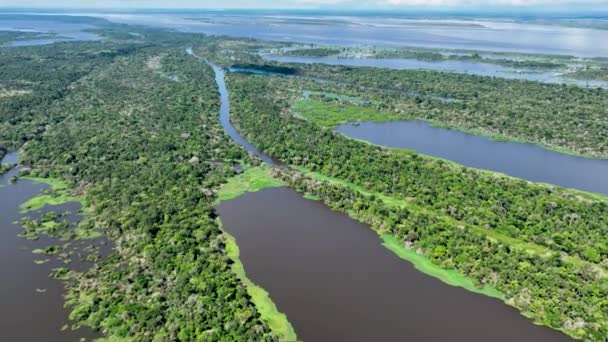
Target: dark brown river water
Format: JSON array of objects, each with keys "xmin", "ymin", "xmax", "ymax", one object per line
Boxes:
[
  {"xmin": 217, "ymin": 187, "xmax": 572, "ymax": 342},
  {"xmin": 0, "ymin": 164, "xmax": 107, "ymax": 341}
]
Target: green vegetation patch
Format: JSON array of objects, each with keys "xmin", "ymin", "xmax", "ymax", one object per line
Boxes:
[
  {"xmin": 382, "ymin": 235, "xmax": 504, "ymax": 299},
  {"xmin": 216, "ymin": 166, "xmax": 284, "ymax": 202},
  {"xmin": 222, "ymin": 226, "xmax": 297, "ymax": 341},
  {"xmin": 293, "ymin": 99, "xmax": 403, "ymax": 127},
  {"xmin": 19, "ymin": 177, "xmax": 85, "ymax": 213}
]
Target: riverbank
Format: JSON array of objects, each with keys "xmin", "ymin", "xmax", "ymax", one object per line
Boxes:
[
  {"xmin": 215, "ymin": 165, "xmax": 283, "ymax": 203},
  {"xmin": 19, "ymin": 177, "xmax": 87, "ymax": 213},
  {"xmin": 291, "ymin": 165, "xmax": 517, "ymax": 289},
  {"xmin": 0, "ymin": 164, "xmax": 106, "ymax": 341},
  {"xmin": 295, "ymin": 98, "xmax": 608, "ymax": 160},
  {"xmin": 215, "ymin": 166, "xmax": 296, "ymax": 341}
]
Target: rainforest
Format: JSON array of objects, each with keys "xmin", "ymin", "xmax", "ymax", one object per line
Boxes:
[{"xmin": 1, "ymin": 10, "xmax": 608, "ymax": 342}]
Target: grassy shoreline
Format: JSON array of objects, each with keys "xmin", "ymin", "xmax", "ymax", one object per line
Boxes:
[
  {"xmin": 215, "ymin": 166, "xmax": 296, "ymax": 341},
  {"xmin": 292, "ymin": 166, "xmax": 508, "ymax": 296},
  {"xmin": 221, "ymin": 223, "xmax": 298, "ymax": 342},
  {"xmin": 381, "ymin": 235, "xmax": 504, "ymax": 299},
  {"xmin": 295, "ymin": 98, "xmax": 608, "ymax": 160},
  {"xmin": 19, "ymin": 176, "xmax": 88, "ymax": 213},
  {"xmin": 215, "ymin": 165, "xmax": 284, "ymax": 204}
]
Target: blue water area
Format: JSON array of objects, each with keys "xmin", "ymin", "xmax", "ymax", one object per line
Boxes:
[
  {"xmin": 263, "ymin": 55, "xmax": 608, "ymax": 88},
  {"xmin": 337, "ymin": 120, "xmax": 608, "ymax": 195},
  {"xmin": 0, "ymin": 19, "xmax": 101, "ymax": 46},
  {"xmin": 101, "ymin": 13, "xmax": 608, "ymax": 57}
]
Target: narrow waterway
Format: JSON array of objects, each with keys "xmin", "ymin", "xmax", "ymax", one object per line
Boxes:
[
  {"xmin": 0, "ymin": 154, "xmax": 109, "ymax": 341},
  {"xmin": 217, "ymin": 188, "xmax": 572, "ymax": 342},
  {"xmin": 186, "ymin": 48, "xmax": 275, "ymax": 165},
  {"xmin": 337, "ymin": 120, "xmax": 608, "ymax": 195}
]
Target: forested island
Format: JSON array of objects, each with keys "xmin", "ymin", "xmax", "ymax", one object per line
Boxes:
[{"xmin": 1, "ymin": 14, "xmax": 608, "ymax": 342}]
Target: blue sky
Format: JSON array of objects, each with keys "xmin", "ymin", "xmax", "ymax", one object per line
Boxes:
[{"xmin": 0, "ymin": 0, "xmax": 605, "ymax": 10}]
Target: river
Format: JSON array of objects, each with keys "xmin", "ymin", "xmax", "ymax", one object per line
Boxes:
[
  {"xmin": 337, "ymin": 120, "xmax": 608, "ymax": 195},
  {"xmin": 217, "ymin": 188, "xmax": 572, "ymax": 341},
  {"xmin": 0, "ymin": 153, "xmax": 109, "ymax": 341},
  {"xmin": 186, "ymin": 48, "xmax": 275, "ymax": 165},
  {"xmin": 205, "ymin": 56, "xmax": 572, "ymax": 340}
]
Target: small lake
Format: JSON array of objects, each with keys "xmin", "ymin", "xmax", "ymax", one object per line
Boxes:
[
  {"xmin": 0, "ymin": 157, "xmax": 109, "ymax": 340},
  {"xmin": 217, "ymin": 187, "xmax": 571, "ymax": 342},
  {"xmin": 337, "ymin": 120, "xmax": 608, "ymax": 195},
  {"xmin": 263, "ymin": 55, "xmax": 608, "ymax": 88}
]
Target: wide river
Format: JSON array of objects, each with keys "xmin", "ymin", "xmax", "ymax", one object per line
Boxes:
[
  {"xmin": 217, "ymin": 188, "xmax": 571, "ymax": 341},
  {"xmin": 206, "ymin": 59, "xmax": 572, "ymax": 341},
  {"xmin": 0, "ymin": 153, "xmax": 108, "ymax": 341},
  {"xmin": 337, "ymin": 120, "xmax": 608, "ymax": 195}
]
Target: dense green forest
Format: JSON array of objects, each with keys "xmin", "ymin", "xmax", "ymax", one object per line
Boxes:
[
  {"xmin": 232, "ymin": 59, "xmax": 608, "ymax": 158},
  {"xmin": 227, "ymin": 72, "xmax": 608, "ymax": 340},
  {"xmin": 3, "ymin": 18, "xmax": 608, "ymax": 341},
  {"xmin": 3, "ymin": 33, "xmax": 278, "ymax": 340}
]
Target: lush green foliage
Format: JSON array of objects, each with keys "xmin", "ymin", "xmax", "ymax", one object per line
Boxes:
[
  {"xmin": 216, "ymin": 166, "xmax": 284, "ymax": 203},
  {"xmin": 256, "ymin": 60, "xmax": 608, "ymax": 158},
  {"xmin": 228, "ymin": 72, "xmax": 608, "ymax": 340},
  {"xmin": 6, "ymin": 36, "xmax": 279, "ymax": 341}
]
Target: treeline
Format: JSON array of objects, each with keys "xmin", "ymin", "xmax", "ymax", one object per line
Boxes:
[
  {"xmin": 227, "ymin": 73, "xmax": 608, "ymax": 340},
  {"xmin": 9, "ymin": 38, "xmax": 276, "ymax": 340},
  {"xmin": 258, "ymin": 60, "xmax": 608, "ymax": 158}
]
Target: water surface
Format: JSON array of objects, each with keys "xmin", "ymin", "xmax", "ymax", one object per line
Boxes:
[
  {"xmin": 264, "ymin": 55, "xmax": 608, "ymax": 88},
  {"xmin": 0, "ymin": 165, "xmax": 107, "ymax": 341},
  {"xmin": 95, "ymin": 13, "xmax": 608, "ymax": 57},
  {"xmin": 1, "ymin": 151, "xmax": 18, "ymax": 165},
  {"xmin": 0, "ymin": 19, "xmax": 101, "ymax": 46},
  {"xmin": 217, "ymin": 187, "xmax": 571, "ymax": 342},
  {"xmin": 186, "ymin": 48, "xmax": 276, "ymax": 165},
  {"xmin": 337, "ymin": 120, "xmax": 608, "ymax": 195}
]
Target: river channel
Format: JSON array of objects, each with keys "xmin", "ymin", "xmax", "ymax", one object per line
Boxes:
[
  {"xmin": 337, "ymin": 120, "xmax": 608, "ymax": 196},
  {"xmin": 206, "ymin": 58, "xmax": 573, "ymax": 341}
]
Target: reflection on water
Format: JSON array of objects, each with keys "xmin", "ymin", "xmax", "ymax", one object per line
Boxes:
[
  {"xmin": 264, "ymin": 55, "xmax": 608, "ymax": 88},
  {"xmin": 337, "ymin": 120, "xmax": 608, "ymax": 195},
  {"xmin": 217, "ymin": 187, "xmax": 572, "ymax": 342}
]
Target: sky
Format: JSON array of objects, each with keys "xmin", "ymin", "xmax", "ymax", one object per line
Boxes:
[{"xmin": 0, "ymin": 0, "xmax": 605, "ymax": 11}]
